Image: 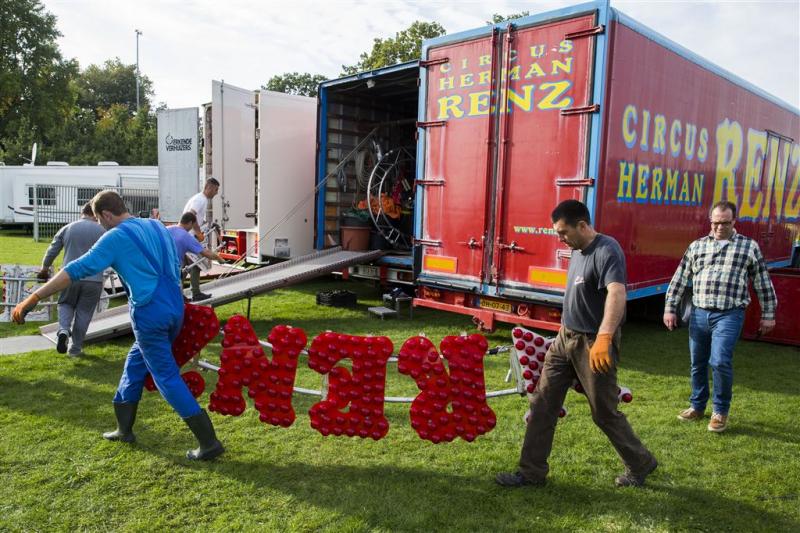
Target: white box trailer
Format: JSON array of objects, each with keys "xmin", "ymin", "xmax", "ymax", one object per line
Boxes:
[
  {"xmin": 0, "ymin": 164, "xmax": 158, "ymax": 225},
  {"xmin": 203, "ymin": 81, "xmax": 316, "ymax": 264}
]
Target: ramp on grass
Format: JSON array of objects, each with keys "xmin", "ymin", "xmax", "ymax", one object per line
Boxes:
[{"xmin": 40, "ymin": 247, "xmax": 383, "ymax": 344}]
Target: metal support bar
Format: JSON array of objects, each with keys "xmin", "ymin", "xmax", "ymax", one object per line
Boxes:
[
  {"xmin": 413, "ymin": 238, "xmax": 442, "ymax": 247},
  {"xmin": 458, "ymin": 237, "xmax": 482, "ymax": 249},
  {"xmin": 420, "ymin": 57, "xmax": 449, "ymax": 67},
  {"xmin": 414, "ymin": 179, "xmax": 445, "ymax": 186},
  {"xmin": 0, "ymin": 301, "xmax": 58, "ymax": 308},
  {"xmin": 497, "ymin": 240, "xmax": 526, "ymax": 253},
  {"xmin": 556, "ymin": 177, "xmax": 595, "ymax": 187},
  {"xmin": 33, "ymin": 186, "xmax": 39, "ymax": 242},
  {"xmin": 416, "ymin": 120, "xmax": 446, "ymax": 129},
  {"xmin": 560, "ymin": 104, "xmax": 600, "ymax": 116},
  {"xmin": 564, "ymin": 24, "xmax": 604, "ymax": 40},
  {"xmin": 245, "ymin": 290, "xmax": 254, "ymax": 321},
  {"xmin": 193, "ymin": 332, "xmax": 527, "ymax": 404},
  {"xmin": 765, "ymin": 129, "xmax": 795, "ymax": 143}
]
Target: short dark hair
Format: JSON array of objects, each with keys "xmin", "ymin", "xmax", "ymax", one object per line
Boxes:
[
  {"xmin": 81, "ymin": 202, "xmax": 94, "ymax": 216},
  {"xmin": 92, "ymin": 190, "xmax": 128, "ymax": 217},
  {"xmin": 710, "ymin": 200, "xmax": 737, "ymax": 219},
  {"xmin": 180, "ymin": 211, "xmax": 197, "ymax": 225},
  {"xmin": 205, "ymin": 178, "xmax": 220, "ymax": 188},
  {"xmin": 551, "ymin": 199, "xmax": 591, "ymax": 226}
]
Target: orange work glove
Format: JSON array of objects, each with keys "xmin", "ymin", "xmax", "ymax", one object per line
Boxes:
[
  {"xmin": 196, "ymin": 231, "xmax": 205, "ymax": 242},
  {"xmin": 12, "ymin": 293, "xmax": 41, "ymax": 324},
  {"xmin": 589, "ymin": 333, "xmax": 613, "ymax": 374}
]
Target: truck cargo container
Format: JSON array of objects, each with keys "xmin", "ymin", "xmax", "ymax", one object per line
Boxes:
[
  {"xmin": 316, "ymin": 1, "xmax": 799, "ymax": 332},
  {"xmin": 204, "ymin": 81, "xmax": 316, "ymax": 264},
  {"xmin": 315, "ymin": 62, "xmax": 420, "ymax": 285},
  {"xmin": 742, "ymin": 268, "xmax": 800, "ymax": 346},
  {"xmin": 412, "ymin": 1, "xmax": 800, "ymax": 331}
]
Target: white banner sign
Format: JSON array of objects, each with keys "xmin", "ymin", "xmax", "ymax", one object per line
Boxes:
[{"xmin": 157, "ymin": 108, "xmax": 199, "ymax": 222}]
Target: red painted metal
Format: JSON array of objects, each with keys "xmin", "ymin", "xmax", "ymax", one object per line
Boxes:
[
  {"xmin": 490, "ymin": 14, "xmax": 597, "ymax": 292},
  {"xmin": 419, "ymin": 34, "xmax": 497, "ymax": 288},
  {"xmin": 597, "ymin": 22, "xmax": 799, "ymax": 291},
  {"xmin": 417, "ymin": 9, "xmax": 799, "ymax": 334},
  {"xmin": 219, "ymin": 231, "xmax": 247, "ymax": 261},
  {"xmin": 413, "ymin": 295, "xmax": 562, "ymax": 332},
  {"xmin": 742, "ymin": 268, "xmax": 800, "ymax": 346}
]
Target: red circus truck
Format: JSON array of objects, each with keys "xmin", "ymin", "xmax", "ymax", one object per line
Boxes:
[{"xmin": 410, "ymin": 1, "xmax": 800, "ymax": 334}]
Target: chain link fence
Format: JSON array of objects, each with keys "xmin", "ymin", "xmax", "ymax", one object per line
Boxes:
[{"xmin": 28, "ymin": 184, "xmax": 159, "ymax": 241}]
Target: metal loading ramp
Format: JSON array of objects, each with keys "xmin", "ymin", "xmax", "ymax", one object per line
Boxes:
[{"xmin": 40, "ymin": 247, "xmax": 384, "ymax": 344}]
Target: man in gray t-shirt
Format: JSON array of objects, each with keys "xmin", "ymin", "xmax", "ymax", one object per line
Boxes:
[
  {"xmin": 562, "ymin": 233, "xmax": 627, "ymax": 333},
  {"xmin": 39, "ymin": 202, "xmax": 105, "ymax": 356},
  {"xmin": 497, "ymin": 200, "xmax": 656, "ymax": 489}
]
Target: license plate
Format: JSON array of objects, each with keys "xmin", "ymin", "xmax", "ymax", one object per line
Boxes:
[{"xmin": 479, "ymin": 298, "xmax": 512, "ymax": 313}]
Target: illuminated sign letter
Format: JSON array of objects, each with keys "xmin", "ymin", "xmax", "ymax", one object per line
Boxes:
[
  {"xmin": 308, "ymin": 333, "xmax": 392, "ymax": 439},
  {"xmin": 398, "ymin": 335, "xmax": 496, "ymax": 443},
  {"xmin": 210, "ymin": 318, "xmax": 305, "ymax": 427}
]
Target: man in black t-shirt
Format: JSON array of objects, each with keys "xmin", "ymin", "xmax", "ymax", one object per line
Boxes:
[{"xmin": 496, "ymin": 200, "xmax": 657, "ymax": 488}]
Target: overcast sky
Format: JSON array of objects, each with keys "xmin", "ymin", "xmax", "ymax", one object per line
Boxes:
[{"xmin": 42, "ymin": 0, "xmax": 800, "ymax": 109}]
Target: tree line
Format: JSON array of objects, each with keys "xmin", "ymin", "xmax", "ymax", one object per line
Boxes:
[
  {"xmin": 0, "ymin": 0, "xmax": 529, "ymax": 166},
  {"xmin": 0, "ymin": 1, "xmax": 159, "ymax": 165}
]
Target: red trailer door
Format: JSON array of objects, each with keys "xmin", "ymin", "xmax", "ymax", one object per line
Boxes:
[
  {"xmin": 491, "ymin": 14, "xmax": 599, "ymax": 294},
  {"xmin": 418, "ymin": 33, "xmax": 500, "ymax": 289},
  {"xmin": 761, "ymin": 131, "xmax": 796, "ymax": 262}
]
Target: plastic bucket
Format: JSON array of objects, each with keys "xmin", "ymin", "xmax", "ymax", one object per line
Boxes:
[{"xmin": 340, "ymin": 226, "xmax": 371, "ymax": 251}]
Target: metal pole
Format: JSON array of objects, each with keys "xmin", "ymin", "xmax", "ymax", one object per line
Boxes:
[
  {"xmin": 33, "ymin": 186, "xmax": 39, "ymax": 242},
  {"xmin": 135, "ymin": 29, "xmax": 142, "ymax": 112}
]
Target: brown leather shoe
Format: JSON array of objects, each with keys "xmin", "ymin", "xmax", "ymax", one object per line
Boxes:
[
  {"xmin": 677, "ymin": 407, "xmax": 704, "ymax": 421},
  {"xmin": 708, "ymin": 412, "xmax": 728, "ymax": 432}
]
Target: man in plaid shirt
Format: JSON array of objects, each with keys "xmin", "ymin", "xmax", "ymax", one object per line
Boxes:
[{"xmin": 664, "ymin": 201, "xmax": 776, "ymax": 432}]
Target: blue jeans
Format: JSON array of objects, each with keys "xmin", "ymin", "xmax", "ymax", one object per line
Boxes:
[{"xmin": 688, "ymin": 307, "xmax": 745, "ymax": 416}]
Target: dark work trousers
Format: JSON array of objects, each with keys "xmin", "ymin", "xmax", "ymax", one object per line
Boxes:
[{"xmin": 519, "ymin": 326, "xmax": 655, "ymax": 481}]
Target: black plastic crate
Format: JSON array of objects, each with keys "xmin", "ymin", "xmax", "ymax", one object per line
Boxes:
[{"xmin": 316, "ymin": 290, "xmax": 358, "ymax": 308}]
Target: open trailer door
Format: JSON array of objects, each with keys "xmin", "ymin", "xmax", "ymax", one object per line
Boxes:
[{"xmin": 210, "ymin": 80, "xmax": 257, "ymax": 231}]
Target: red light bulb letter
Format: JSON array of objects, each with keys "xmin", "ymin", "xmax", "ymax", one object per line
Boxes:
[
  {"xmin": 398, "ymin": 334, "xmax": 496, "ymax": 443},
  {"xmin": 209, "ymin": 316, "xmax": 306, "ymax": 427},
  {"xmin": 307, "ymin": 332, "xmax": 392, "ymax": 440},
  {"xmin": 144, "ymin": 303, "xmax": 219, "ymax": 396}
]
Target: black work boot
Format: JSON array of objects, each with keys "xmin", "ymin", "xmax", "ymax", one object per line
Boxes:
[
  {"xmin": 615, "ymin": 457, "xmax": 658, "ymax": 488},
  {"xmin": 183, "ymin": 409, "xmax": 225, "ymax": 460},
  {"xmin": 102, "ymin": 402, "xmax": 138, "ymax": 443}
]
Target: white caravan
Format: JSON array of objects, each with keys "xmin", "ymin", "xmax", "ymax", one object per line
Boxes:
[
  {"xmin": 202, "ymin": 82, "xmax": 316, "ymax": 264},
  {"xmin": 0, "ymin": 163, "xmax": 158, "ymax": 225}
]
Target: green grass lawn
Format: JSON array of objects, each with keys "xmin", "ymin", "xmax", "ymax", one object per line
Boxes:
[
  {"xmin": 0, "ymin": 227, "xmax": 57, "ymax": 267},
  {"xmin": 1, "ymin": 230, "xmax": 799, "ymax": 531}
]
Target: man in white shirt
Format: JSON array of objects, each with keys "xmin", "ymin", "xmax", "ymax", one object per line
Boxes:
[
  {"xmin": 183, "ymin": 178, "xmax": 219, "ymax": 237},
  {"xmin": 181, "ymin": 178, "xmax": 219, "ymax": 301}
]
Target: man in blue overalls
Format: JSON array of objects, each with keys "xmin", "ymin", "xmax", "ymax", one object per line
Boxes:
[{"xmin": 13, "ymin": 190, "xmax": 224, "ymax": 460}]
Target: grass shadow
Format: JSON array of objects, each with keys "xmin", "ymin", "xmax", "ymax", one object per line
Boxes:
[{"xmin": 167, "ymin": 458, "xmax": 800, "ymax": 532}]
